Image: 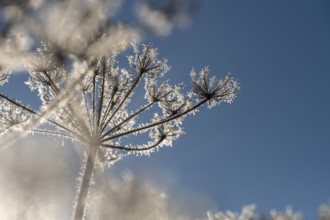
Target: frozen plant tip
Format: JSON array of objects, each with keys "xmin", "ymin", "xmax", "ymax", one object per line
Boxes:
[{"xmin": 191, "ymin": 67, "xmax": 239, "ymax": 108}]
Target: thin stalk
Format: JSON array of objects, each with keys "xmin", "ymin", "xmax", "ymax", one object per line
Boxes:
[
  {"xmin": 99, "ymin": 88, "xmax": 116, "ymax": 131},
  {"xmin": 42, "ymin": 71, "xmax": 89, "ymax": 136},
  {"xmin": 73, "ymin": 144, "xmax": 98, "ymax": 220},
  {"xmin": 101, "ymin": 72, "xmax": 142, "ymax": 133},
  {"xmin": 0, "ymin": 69, "xmax": 92, "ymax": 151},
  {"xmin": 0, "ymin": 92, "xmax": 83, "ymax": 140},
  {"xmin": 96, "ymin": 62, "xmax": 106, "ymax": 132},
  {"xmin": 101, "ymin": 98, "xmax": 208, "ymax": 143},
  {"xmin": 31, "ymin": 129, "xmax": 73, "ymax": 139},
  {"xmin": 92, "ymin": 74, "xmax": 97, "ymax": 133},
  {"xmin": 101, "ymin": 101, "xmax": 154, "ymax": 139},
  {"xmin": 0, "ymin": 92, "xmax": 37, "ymax": 115},
  {"xmin": 83, "ymin": 91, "xmax": 93, "ymax": 132},
  {"xmin": 101, "ymin": 137, "xmax": 164, "ymax": 151}
]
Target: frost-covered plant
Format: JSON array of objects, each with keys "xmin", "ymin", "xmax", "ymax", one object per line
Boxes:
[
  {"xmin": 206, "ymin": 205, "xmax": 255, "ymax": 220},
  {"xmin": 0, "ymin": 41, "xmax": 239, "ymax": 220},
  {"xmin": 0, "ymin": 0, "xmax": 238, "ymax": 219},
  {"xmin": 205, "ymin": 206, "xmax": 305, "ymax": 220}
]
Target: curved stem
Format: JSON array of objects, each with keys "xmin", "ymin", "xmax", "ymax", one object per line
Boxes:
[{"xmin": 101, "ymin": 137, "xmax": 164, "ymax": 152}]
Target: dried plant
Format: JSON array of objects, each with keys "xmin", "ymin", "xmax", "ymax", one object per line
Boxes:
[{"xmin": 0, "ymin": 0, "xmax": 238, "ymax": 219}]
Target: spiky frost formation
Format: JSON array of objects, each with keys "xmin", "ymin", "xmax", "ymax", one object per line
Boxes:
[
  {"xmin": 0, "ymin": 43, "xmax": 239, "ymax": 164},
  {"xmin": 191, "ymin": 67, "xmax": 239, "ymax": 108}
]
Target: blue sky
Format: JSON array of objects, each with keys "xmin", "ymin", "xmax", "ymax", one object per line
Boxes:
[{"xmin": 114, "ymin": 0, "xmax": 330, "ymax": 218}]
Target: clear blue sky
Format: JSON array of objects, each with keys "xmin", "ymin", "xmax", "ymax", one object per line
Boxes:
[{"xmin": 114, "ymin": 0, "xmax": 330, "ymax": 218}]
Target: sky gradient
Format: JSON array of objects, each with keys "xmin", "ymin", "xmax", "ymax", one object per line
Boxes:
[{"xmin": 114, "ymin": 0, "xmax": 330, "ymax": 218}]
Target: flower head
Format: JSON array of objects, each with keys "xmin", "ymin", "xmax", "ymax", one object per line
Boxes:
[
  {"xmin": 144, "ymin": 78, "xmax": 172, "ymax": 103},
  {"xmin": 191, "ymin": 67, "xmax": 239, "ymax": 108},
  {"xmin": 128, "ymin": 44, "xmax": 170, "ymax": 77},
  {"xmin": 149, "ymin": 122, "xmax": 184, "ymax": 147}
]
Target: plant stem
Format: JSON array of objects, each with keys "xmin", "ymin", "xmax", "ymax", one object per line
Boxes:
[{"xmin": 73, "ymin": 144, "xmax": 98, "ymax": 220}]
